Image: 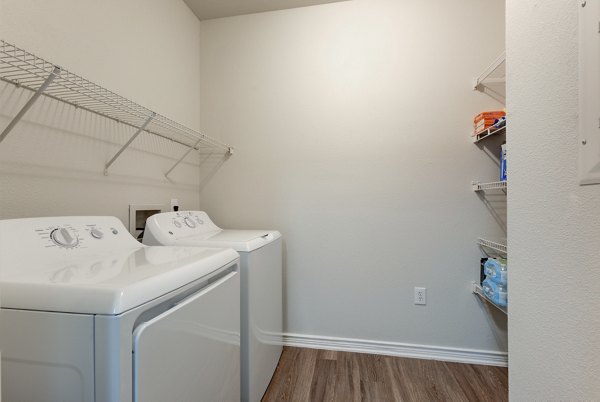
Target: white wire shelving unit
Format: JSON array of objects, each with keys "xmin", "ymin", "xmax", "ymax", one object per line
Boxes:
[
  {"xmin": 0, "ymin": 40, "xmax": 233, "ymax": 176},
  {"xmin": 472, "ymin": 180, "xmax": 507, "ymax": 192},
  {"xmin": 472, "ymin": 124, "xmax": 506, "ymax": 143},
  {"xmin": 471, "ymin": 51, "xmax": 508, "ymax": 317},
  {"xmin": 472, "ymin": 282, "xmax": 507, "ymax": 315},
  {"xmin": 477, "ymin": 238, "xmax": 507, "ymax": 255}
]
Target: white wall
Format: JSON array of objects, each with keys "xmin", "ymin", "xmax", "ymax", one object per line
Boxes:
[
  {"xmin": 0, "ymin": 0, "xmax": 205, "ymax": 225},
  {"xmin": 507, "ymin": 0, "xmax": 600, "ymax": 398},
  {"xmin": 199, "ymin": 0, "xmax": 508, "ymax": 355}
]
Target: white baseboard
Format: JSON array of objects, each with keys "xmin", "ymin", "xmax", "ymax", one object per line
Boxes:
[{"xmin": 281, "ymin": 333, "xmax": 508, "ymax": 367}]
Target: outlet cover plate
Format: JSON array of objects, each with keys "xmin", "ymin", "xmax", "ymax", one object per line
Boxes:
[{"xmin": 414, "ymin": 287, "xmax": 427, "ymax": 305}]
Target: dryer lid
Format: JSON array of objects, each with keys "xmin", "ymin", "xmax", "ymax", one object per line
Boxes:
[
  {"xmin": 144, "ymin": 211, "xmax": 281, "ymax": 252},
  {"xmin": 183, "ymin": 230, "xmax": 281, "ymax": 252}
]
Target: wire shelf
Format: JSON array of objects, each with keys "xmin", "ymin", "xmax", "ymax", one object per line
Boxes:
[
  {"xmin": 477, "ymin": 238, "xmax": 507, "ymax": 255},
  {"xmin": 472, "ymin": 124, "xmax": 506, "ymax": 143},
  {"xmin": 472, "ymin": 282, "xmax": 507, "ymax": 315},
  {"xmin": 0, "ymin": 40, "xmax": 232, "ymax": 175},
  {"xmin": 472, "ymin": 180, "xmax": 507, "ymax": 192}
]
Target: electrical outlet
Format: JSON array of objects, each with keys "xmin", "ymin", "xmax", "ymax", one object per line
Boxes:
[{"xmin": 414, "ymin": 287, "xmax": 427, "ymax": 305}]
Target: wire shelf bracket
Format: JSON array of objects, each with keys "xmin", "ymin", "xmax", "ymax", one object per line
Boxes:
[
  {"xmin": 472, "ymin": 282, "xmax": 507, "ymax": 315},
  {"xmin": 472, "ymin": 51, "xmax": 506, "ymax": 90},
  {"xmin": 472, "ymin": 180, "xmax": 507, "ymax": 192},
  {"xmin": 0, "ymin": 65, "xmax": 61, "ymax": 143},
  {"xmin": 104, "ymin": 113, "xmax": 155, "ymax": 175},
  {"xmin": 0, "ymin": 39, "xmax": 233, "ymax": 176},
  {"xmin": 165, "ymin": 138, "xmax": 202, "ymax": 179}
]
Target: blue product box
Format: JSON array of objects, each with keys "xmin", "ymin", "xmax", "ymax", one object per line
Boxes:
[{"xmin": 500, "ymin": 143, "xmax": 507, "ymax": 181}]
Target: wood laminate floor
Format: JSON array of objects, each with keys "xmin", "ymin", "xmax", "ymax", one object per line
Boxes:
[{"xmin": 262, "ymin": 347, "xmax": 508, "ymax": 402}]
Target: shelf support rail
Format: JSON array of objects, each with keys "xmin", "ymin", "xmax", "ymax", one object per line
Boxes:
[
  {"xmin": 104, "ymin": 112, "xmax": 155, "ymax": 175},
  {"xmin": 164, "ymin": 138, "xmax": 202, "ymax": 178},
  {"xmin": 472, "ymin": 181, "xmax": 508, "ymax": 192},
  {"xmin": 477, "ymin": 238, "xmax": 507, "ymax": 255},
  {"xmin": 0, "ymin": 66, "xmax": 61, "ymax": 144}
]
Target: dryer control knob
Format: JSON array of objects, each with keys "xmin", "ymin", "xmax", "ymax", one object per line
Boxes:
[
  {"xmin": 90, "ymin": 228, "xmax": 104, "ymax": 239},
  {"xmin": 184, "ymin": 217, "xmax": 196, "ymax": 228},
  {"xmin": 50, "ymin": 227, "xmax": 79, "ymax": 248}
]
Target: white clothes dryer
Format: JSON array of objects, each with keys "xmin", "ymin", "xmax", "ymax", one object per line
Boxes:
[
  {"xmin": 0, "ymin": 216, "xmax": 241, "ymax": 402},
  {"xmin": 143, "ymin": 211, "xmax": 282, "ymax": 402}
]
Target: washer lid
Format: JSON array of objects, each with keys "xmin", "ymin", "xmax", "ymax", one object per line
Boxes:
[{"xmin": 0, "ymin": 246, "xmax": 238, "ymax": 315}]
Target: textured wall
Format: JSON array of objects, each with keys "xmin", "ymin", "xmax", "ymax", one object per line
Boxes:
[
  {"xmin": 0, "ymin": 0, "xmax": 205, "ymax": 224},
  {"xmin": 507, "ymin": 0, "xmax": 600, "ymax": 398},
  {"xmin": 198, "ymin": 0, "xmax": 508, "ymax": 354}
]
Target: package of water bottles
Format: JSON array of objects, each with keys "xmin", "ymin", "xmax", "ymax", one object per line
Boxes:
[
  {"xmin": 484, "ymin": 258, "xmax": 507, "ymax": 285},
  {"xmin": 482, "ymin": 258, "xmax": 508, "ymax": 307}
]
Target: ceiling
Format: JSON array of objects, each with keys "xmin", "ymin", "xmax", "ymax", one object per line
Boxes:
[{"xmin": 184, "ymin": 0, "xmax": 348, "ymax": 21}]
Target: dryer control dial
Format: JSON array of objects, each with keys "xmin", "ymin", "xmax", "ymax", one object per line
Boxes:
[
  {"xmin": 184, "ymin": 216, "xmax": 196, "ymax": 228},
  {"xmin": 50, "ymin": 227, "xmax": 79, "ymax": 248},
  {"xmin": 90, "ymin": 228, "xmax": 104, "ymax": 239}
]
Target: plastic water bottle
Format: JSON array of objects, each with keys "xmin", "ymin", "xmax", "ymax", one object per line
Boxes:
[
  {"xmin": 484, "ymin": 258, "xmax": 507, "ymax": 285},
  {"xmin": 482, "ymin": 278, "xmax": 507, "ymax": 307}
]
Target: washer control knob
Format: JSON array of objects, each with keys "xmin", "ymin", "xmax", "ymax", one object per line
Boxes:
[
  {"xmin": 90, "ymin": 228, "xmax": 104, "ymax": 239},
  {"xmin": 50, "ymin": 228, "xmax": 79, "ymax": 248},
  {"xmin": 184, "ymin": 217, "xmax": 196, "ymax": 228}
]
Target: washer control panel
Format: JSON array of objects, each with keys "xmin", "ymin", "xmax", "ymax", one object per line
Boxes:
[
  {"xmin": 0, "ymin": 216, "xmax": 140, "ymax": 258},
  {"xmin": 165, "ymin": 211, "xmax": 216, "ymax": 235},
  {"xmin": 143, "ymin": 211, "xmax": 221, "ymax": 244},
  {"xmin": 35, "ymin": 222, "xmax": 124, "ymax": 250},
  {"xmin": 167, "ymin": 211, "xmax": 208, "ymax": 231}
]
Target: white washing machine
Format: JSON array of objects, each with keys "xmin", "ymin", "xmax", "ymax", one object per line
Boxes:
[
  {"xmin": 143, "ymin": 211, "xmax": 282, "ymax": 402},
  {"xmin": 0, "ymin": 216, "xmax": 241, "ymax": 402}
]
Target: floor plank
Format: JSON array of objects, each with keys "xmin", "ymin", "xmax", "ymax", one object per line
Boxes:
[
  {"xmin": 333, "ymin": 351, "xmax": 361, "ymax": 402},
  {"xmin": 451, "ymin": 362, "xmax": 508, "ymax": 402},
  {"xmin": 262, "ymin": 347, "xmax": 508, "ymax": 402},
  {"xmin": 309, "ymin": 358, "xmax": 336, "ymax": 402}
]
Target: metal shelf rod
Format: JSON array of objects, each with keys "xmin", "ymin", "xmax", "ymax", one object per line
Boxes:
[
  {"xmin": 0, "ymin": 66, "xmax": 61, "ymax": 143},
  {"xmin": 165, "ymin": 139, "xmax": 202, "ymax": 178},
  {"xmin": 104, "ymin": 113, "xmax": 155, "ymax": 175}
]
